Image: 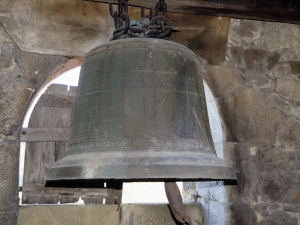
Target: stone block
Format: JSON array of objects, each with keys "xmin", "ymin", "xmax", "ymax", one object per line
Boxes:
[
  {"xmin": 0, "ymin": 44, "xmax": 13, "ymax": 68},
  {"xmin": 2, "ymin": 0, "xmax": 229, "ymax": 64},
  {"xmin": 0, "ymin": 211, "xmax": 18, "ymax": 225},
  {"xmin": 19, "ymin": 204, "xmax": 203, "ymax": 225},
  {"xmin": 230, "ymin": 203, "xmax": 257, "ymax": 225},
  {"xmin": 283, "ymin": 204, "xmax": 300, "ymax": 213},
  {"xmin": 202, "ymin": 64, "xmax": 243, "ymax": 98},
  {"xmin": 0, "ymin": 144, "xmax": 19, "ymax": 212},
  {"xmin": 243, "ymin": 48, "xmax": 279, "ymax": 71},
  {"xmin": 169, "ymin": 14, "xmax": 230, "ymax": 65},
  {"xmin": 120, "ymin": 204, "xmax": 203, "ymax": 225},
  {"xmin": 289, "ymin": 61, "xmax": 300, "ymax": 74},
  {"xmin": 0, "ymin": 25, "xmax": 65, "ymax": 135},
  {"xmin": 226, "ymin": 143, "xmax": 259, "ymax": 201},
  {"xmin": 1, "ymin": 0, "xmax": 114, "ymax": 56},
  {"xmin": 258, "ymin": 171, "xmax": 300, "ymax": 204},
  {"xmin": 18, "ymin": 205, "xmax": 120, "ymax": 225},
  {"xmin": 258, "ymin": 211, "xmax": 298, "ymax": 225},
  {"xmin": 225, "ymin": 142, "xmax": 300, "ymax": 204},
  {"xmin": 218, "ymin": 88, "xmax": 285, "ymax": 143},
  {"xmin": 275, "ymin": 78, "xmax": 300, "ymax": 100},
  {"xmin": 228, "ymin": 45, "xmax": 280, "ymax": 74},
  {"xmin": 198, "ymin": 200, "xmax": 232, "ymax": 225},
  {"xmin": 228, "ymin": 19, "xmax": 300, "ymax": 55}
]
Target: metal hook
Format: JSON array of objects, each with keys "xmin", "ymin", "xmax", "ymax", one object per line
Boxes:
[{"xmin": 154, "ymin": 0, "xmax": 167, "ymax": 17}]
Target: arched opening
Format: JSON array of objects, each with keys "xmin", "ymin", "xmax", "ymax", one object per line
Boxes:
[{"xmin": 19, "ymin": 66, "xmax": 81, "ymax": 204}]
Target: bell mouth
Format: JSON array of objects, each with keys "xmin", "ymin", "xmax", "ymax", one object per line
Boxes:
[
  {"xmin": 45, "ymin": 178, "xmax": 237, "ymax": 188},
  {"xmin": 46, "ymin": 150, "xmax": 236, "ymax": 187}
]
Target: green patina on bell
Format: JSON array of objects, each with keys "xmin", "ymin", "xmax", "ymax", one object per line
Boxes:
[{"xmin": 46, "ymin": 38, "xmax": 236, "ymax": 185}]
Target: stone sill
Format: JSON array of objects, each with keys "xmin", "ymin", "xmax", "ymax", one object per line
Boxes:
[{"xmin": 19, "ymin": 203, "xmax": 203, "ymax": 225}]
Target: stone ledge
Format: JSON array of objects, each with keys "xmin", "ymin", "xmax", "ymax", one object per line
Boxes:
[
  {"xmin": 18, "ymin": 204, "xmax": 203, "ymax": 225},
  {"xmin": 19, "ymin": 205, "xmax": 120, "ymax": 225}
]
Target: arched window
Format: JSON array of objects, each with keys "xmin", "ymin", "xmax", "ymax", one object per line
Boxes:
[{"xmin": 19, "ymin": 67, "xmax": 81, "ymax": 204}]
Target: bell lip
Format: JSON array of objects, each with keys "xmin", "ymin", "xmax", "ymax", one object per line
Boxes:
[
  {"xmin": 46, "ymin": 151, "xmax": 237, "ymax": 184},
  {"xmin": 45, "ymin": 178, "xmax": 237, "ymax": 188},
  {"xmin": 46, "ymin": 166, "xmax": 237, "ymax": 181}
]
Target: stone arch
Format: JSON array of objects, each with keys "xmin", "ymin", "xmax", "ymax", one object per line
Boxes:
[
  {"xmin": 18, "ymin": 58, "xmax": 82, "ymax": 203},
  {"xmin": 22, "ymin": 58, "xmax": 82, "ymax": 120}
]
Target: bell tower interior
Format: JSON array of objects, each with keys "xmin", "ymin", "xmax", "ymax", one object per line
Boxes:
[{"xmin": 0, "ymin": 0, "xmax": 300, "ymax": 224}]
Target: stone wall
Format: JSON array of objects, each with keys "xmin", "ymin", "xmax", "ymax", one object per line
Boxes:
[
  {"xmin": 0, "ymin": 24, "xmax": 65, "ymax": 224},
  {"xmin": 0, "ymin": 0, "xmax": 114, "ymax": 56},
  {"xmin": 201, "ymin": 19, "xmax": 300, "ymax": 225}
]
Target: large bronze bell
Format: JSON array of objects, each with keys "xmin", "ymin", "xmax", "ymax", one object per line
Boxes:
[{"xmin": 46, "ymin": 38, "xmax": 236, "ymax": 184}]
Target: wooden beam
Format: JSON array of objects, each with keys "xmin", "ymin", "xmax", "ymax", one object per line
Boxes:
[
  {"xmin": 86, "ymin": 0, "xmax": 300, "ymax": 24},
  {"xmin": 21, "ymin": 128, "xmax": 71, "ymax": 142},
  {"xmin": 22, "ymin": 183, "xmax": 121, "ymax": 204},
  {"xmin": 36, "ymin": 94, "xmax": 76, "ymax": 109}
]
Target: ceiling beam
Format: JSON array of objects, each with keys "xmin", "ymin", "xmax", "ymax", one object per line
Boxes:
[{"xmin": 86, "ymin": 0, "xmax": 300, "ymax": 24}]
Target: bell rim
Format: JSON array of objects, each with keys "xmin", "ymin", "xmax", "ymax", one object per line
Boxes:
[{"xmin": 46, "ymin": 151, "xmax": 237, "ymax": 182}]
